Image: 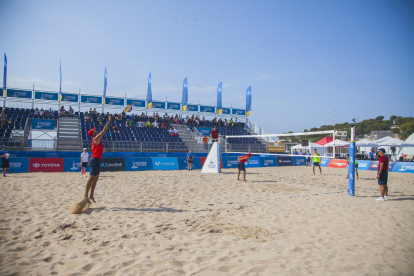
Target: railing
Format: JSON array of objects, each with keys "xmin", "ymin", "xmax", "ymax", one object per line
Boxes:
[
  {"xmin": 246, "ymin": 118, "xmax": 275, "ymax": 143},
  {"xmin": 0, "ymin": 138, "xmax": 25, "ymax": 151}
]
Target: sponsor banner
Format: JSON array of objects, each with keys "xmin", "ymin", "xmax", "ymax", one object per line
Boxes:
[
  {"xmin": 61, "ymin": 93, "xmax": 79, "ymax": 102},
  {"xmin": 35, "ymin": 91, "xmax": 59, "ymax": 101},
  {"xmin": 320, "ymin": 158, "xmax": 330, "ymax": 167},
  {"xmin": 177, "ymin": 157, "xmax": 202, "ymax": 170},
  {"xmin": 276, "ymin": 156, "xmax": 293, "ymax": 166},
  {"xmin": 232, "ymin": 108, "xmax": 246, "ymax": 115},
  {"xmin": 222, "ymin": 157, "xmax": 239, "ymax": 168},
  {"xmin": 346, "ymin": 160, "xmax": 371, "ymax": 171},
  {"xmin": 245, "ymin": 157, "xmax": 261, "ymax": 168},
  {"xmin": 328, "ymin": 159, "xmax": 348, "ymax": 169},
  {"xmin": 32, "ymin": 119, "xmax": 55, "ymax": 129},
  {"xmin": 392, "ymin": 162, "xmax": 414, "ymax": 173},
  {"xmin": 64, "ymin": 158, "xmax": 90, "ymax": 172},
  {"xmin": 127, "ymin": 99, "xmax": 146, "ymax": 107},
  {"xmin": 81, "ymin": 95, "xmax": 102, "ymax": 104},
  {"xmin": 104, "ymin": 97, "xmax": 124, "ymax": 106},
  {"xmin": 167, "ymin": 102, "xmax": 180, "ymax": 110},
  {"xmin": 260, "ymin": 156, "xmax": 277, "ymax": 167},
  {"xmin": 125, "ymin": 157, "xmax": 153, "ymax": 171},
  {"xmin": 7, "ymin": 89, "xmax": 32, "ymax": 99},
  {"xmin": 222, "ymin": 108, "xmax": 231, "ymax": 115},
  {"xmin": 152, "ymin": 157, "xmax": 178, "ymax": 170},
  {"xmin": 200, "ymin": 105, "xmax": 215, "ymax": 113},
  {"xmin": 197, "ymin": 127, "xmax": 212, "ymax": 136},
  {"xmin": 368, "ymin": 161, "xmax": 379, "ymax": 171},
  {"xmin": 292, "ymin": 156, "xmax": 306, "ymax": 166},
  {"xmin": 186, "ymin": 104, "xmax": 198, "ymax": 112},
  {"xmin": 8, "ymin": 158, "xmax": 29, "ymax": 173},
  {"xmin": 151, "ymin": 101, "xmax": 166, "ymax": 109},
  {"xmin": 29, "ymin": 158, "xmax": 64, "ymax": 172},
  {"xmin": 100, "ymin": 158, "xmax": 126, "ymax": 172}
]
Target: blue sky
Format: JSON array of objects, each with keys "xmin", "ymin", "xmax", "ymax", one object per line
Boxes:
[{"xmin": 1, "ymin": 0, "xmax": 413, "ymax": 133}]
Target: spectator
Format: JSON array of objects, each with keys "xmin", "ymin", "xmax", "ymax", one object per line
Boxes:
[
  {"xmin": 7, "ymin": 118, "xmax": 12, "ymax": 126},
  {"xmin": 203, "ymin": 135, "xmax": 209, "ymax": 150},
  {"xmin": 93, "ymin": 108, "xmax": 97, "ymax": 116},
  {"xmin": 130, "ymin": 119, "xmax": 135, "ymax": 128},
  {"xmin": 84, "ymin": 111, "xmax": 90, "ymax": 122},
  {"xmin": 39, "ymin": 108, "xmax": 44, "ymax": 116},
  {"xmin": 173, "ymin": 127, "xmax": 179, "ymax": 136},
  {"xmin": 34, "ymin": 108, "xmax": 40, "ymax": 116},
  {"xmin": 299, "ymin": 150, "xmax": 303, "ymax": 155},
  {"xmin": 68, "ymin": 106, "xmax": 74, "ymax": 118},
  {"xmin": 44, "ymin": 110, "xmax": 49, "ymax": 117},
  {"xmin": 187, "ymin": 149, "xmax": 193, "ymax": 170},
  {"xmin": 202, "ymin": 116, "xmax": 206, "ymax": 122},
  {"xmin": 113, "ymin": 125, "xmax": 120, "ymax": 133},
  {"xmin": 105, "ymin": 112, "xmax": 110, "ymax": 120},
  {"xmin": 161, "ymin": 122, "xmax": 167, "ymax": 129},
  {"xmin": 369, "ymin": 149, "xmax": 375, "ymax": 161},
  {"xmin": 229, "ymin": 118, "xmax": 234, "ymax": 127},
  {"xmin": 126, "ymin": 120, "xmax": 130, "ymax": 127},
  {"xmin": 97, "ymin": 114, "xmax": 103, "ymax": 125},
  {"xmin": 146, "ymin": 120, "xmax": 151, "ymax": 127},
  {"xmin": 137, "ymin": 121, "xmax": 144, "ymax": 128},
  {"xmin": 1, "ymin": 110, "xmax": 6, "ymax": 128},
  {"xmin": 152, "ymin": 120, "xmax": 159, "ymax": 128},
  {"xmin": 168, "ymin": 127, "xmax": 174, "ymax": 135},
  {"xmin": 0, "ymin": 145, "xmax": 10, "ymax": 177},
  {"xmin": 224, "ymin": 119, "xmax": 228, "ymax": 127},
  {"xmin": 210, "ymin": 127, "xmax": 219, "ymax": 142},
  {"xmin": 114, "ymin": 113, "xmax": 120, "ymax": 120},
  {"xmin": 80, "ymin": 148, "xmax": 89, "ymax": 178},
  {"xmin": 195, "ymin": 118, "xmax": 200, "ymax": 125}
]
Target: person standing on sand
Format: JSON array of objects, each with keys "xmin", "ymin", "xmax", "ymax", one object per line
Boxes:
[
  {"xmin": 187, "ymin": 149, "xmax": 193, "ymax": 170},
  {"xmin": 83, "ymin": 115, "xmax": 112, "ymax": 203},
  {"xmin": 237, "ymin": 153, "xmax": 252, "ymax": 181},
  {"xmin": 376, "ymin": 148, "xmax": 389, "ymax": 201},
  {"xmin": 312, "ymin": 149, "xmax": 322, "ymax": 175}
]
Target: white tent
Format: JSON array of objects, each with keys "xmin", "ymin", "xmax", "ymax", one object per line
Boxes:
[
  {"xmin": 325, "ymin": 140, "xmax": 349, "ymax": 147},
  {"xmin": 378, "ymin": 138, "xmax": 414, "ymax": 161},
  {"xmin": 355, "ymin": 139, "xmax": 379, "ymax": 147},
  {"xmin": 292, "ymin": 142, "xmax": 328, "ymax": 156},
  {"xmin": 374, "ymin": 136, "xmax": 393, "ymax": 143},
  {"xmin": 399, "ymin": 133, "xmax": 414, "ymax": 160}
]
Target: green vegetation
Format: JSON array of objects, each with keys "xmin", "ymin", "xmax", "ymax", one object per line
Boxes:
[{"xmin": 283, "ymin": 116, "xmax": 414, "ymax": 143}]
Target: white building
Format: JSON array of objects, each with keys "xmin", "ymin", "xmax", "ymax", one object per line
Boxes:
[{"xmin": 335, "ymin": 130, "xmax": 347, "ymax": 140}]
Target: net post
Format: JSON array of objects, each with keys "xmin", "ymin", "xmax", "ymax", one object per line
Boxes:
[
  {"xmin": 348, "ymin": 126, "xmax": 356, "ymax": 196},
  {"xmin": 333, "ymin": 130, "xmax": 336, "ymax": 158}
]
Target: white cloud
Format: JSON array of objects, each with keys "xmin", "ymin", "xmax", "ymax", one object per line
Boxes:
[{"xmin": 8, "ymin": 76, "xmax": 82, "ymax": 92}]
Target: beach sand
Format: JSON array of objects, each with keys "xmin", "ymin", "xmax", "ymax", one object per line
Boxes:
[{"xmin": 0, "ymin": 167, "xmax": 413, "ymax": 275}]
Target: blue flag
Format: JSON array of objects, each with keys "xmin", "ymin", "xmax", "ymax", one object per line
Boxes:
[
  {"xmin": 182, "ymin": 77, "xmax": 188, "ymax": 111},
  {"xmin": 3, "ymin": 54, "xmax": 7, "ymax": 98},
  {"xmin": 216, "ymin": 82, "xmax": 222, "ymax": 114},
  {"xmin": 59, "ymin": 61, "xmax": 62, "ymax": 101},
  {"xmin": 103, "ymin": 67, "xmax": 107, "ymax": 105},
  {"xmin": 147, "ymin": 72, "xmax": 152, "ymax": 108},
  {"xmin": 246, "ymin": 86, "xmax": 252, "ymax": 116}
]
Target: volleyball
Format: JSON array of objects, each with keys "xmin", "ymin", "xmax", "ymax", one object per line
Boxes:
[
  {"xmin": 124, "ymin": 105, "xmax": 132, "ymax": 112},
  {"xmin": 5, "ymin": 153, "xmax": 10, "ymax": 159}
]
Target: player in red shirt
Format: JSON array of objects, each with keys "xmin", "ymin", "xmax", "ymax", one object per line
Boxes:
[
  {"xmin": 376, "ymin": 148, "xmax": 389, "ymax": 201},
  {"xmin": 237, "ymin": 153, "xmax": 252, "ymax": 181},
  {"xmin": 84, "ymin": 115, "xmax": 112, "ymax": 203}
]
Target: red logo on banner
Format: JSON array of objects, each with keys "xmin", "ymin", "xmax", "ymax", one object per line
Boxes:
[
  {"xmin": 328, "ymin": 159, "xmax": 348, "ymax": 168},
  {"xmin": 29, "ymin": 158, "xmax": 64, "ymax": 172}
]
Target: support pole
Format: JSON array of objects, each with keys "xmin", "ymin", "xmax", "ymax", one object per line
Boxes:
[{"xmin": 348, "ymin": 125, "xmax": 356, "ymax": 196}]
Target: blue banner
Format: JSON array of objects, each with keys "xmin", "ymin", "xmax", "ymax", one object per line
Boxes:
[
  {"xmin": 167, "ymin": 102, "xmax": 180, "ymax": 110},
  {"xmin": 32, "ymin": 119, "xmax": 55, "ymax": 129},
  {"xmin": 6, "ymin": 89, "xmax": 32, "ymax": 99},
  {"xmin": 392, "ymin": 162, "xmax": 414, "ymax": 173},
  {"xmin": 246, "ymin": 86, "xmax": 252, "ymax": 116},
  {"xmin": 59, "ymin": 61, "xmax": 62, "ymax": 101},
  {"xmin": 3, "ymin": 53, "xmax": 6, "ymax": 97},
  {"xmin": 127, "ymin": 99, "xmax": 146, "ymax": 107},
  {"xmin": 216, "ymin": 82, "xmax": 222, "ymax": 114},
  {"xmin": 81, "ymin": 95, "xmax": 102, "ymax": 104},
  {"xmin": 104, "ymin": 97, "xmax": 124, "ymax": 106},
  {"xmin": 60, "ymin": 93, "xmax": 78, "ymax": 102},
  {"xmin": 292, "ymin": 156, "xmax": 306, "ymax": 166},
  {"xmin": 151, "ymin": 101, "xmax": 165, "ymax": 109},
  {"xmin": 276, "ymin": 156, "xmax": 293, "ymax": 166},
  {"xmin": 232, "ymin": 108, "xmax": 246, "ymax": 116},
  {"xmin": 222, "ymin": 157, "xmax": 239, "ymax": 168},
  {"xmin": 186, "ymin": 104, "xmax": 198, "ymax": 112},
  {"xmin": 320, "ymin": 158, "xmax": 331, "ymax": 167},
  {"xmin": 260, "ymin": 156, "xmax": 277, "ymax": 167},
  {"xmin": 103, "ymin": 67, "xmax": 107, "ymax": 104},
  {"xmin": 35, "ymin": 91, "xmax": 59, "ymax": 101},
  {"xmin": 152, "ymin": 157, "xmax": 178, "ymax": 170},
  {"xmin": 368, "ymin": 161, "xmax": 379, "ymax": 171},
  {"xmin": 200, "ymin": 106, "xmax": 215, "ymax": 113},
  {"xmin": 147, "ymin": 72, "xmax": 152, "ymax": 108},
  {"xmin": 177, "ymin": 157, "xmax": 202, "ymax": 170},
  {"xmin": 222, "ymin": 108, "xmax": 231, "ymax": 115},
  {"xmin": 182, "ymin": 77, "xmax": 188, "ymax": 111},
  {"xmin": 244, "ymin": 157, "xmax": 261, "ymax": 168},
  {"xmin": 353, "ymin": 160, "xmax": 371, "ymax": 170},
  {"xmin": 197, "ymin": 127, "xmax": 212, "ymax": 136},
  {"xmin": 8, "ymin": 158, "xmax": 29, "ymax": 173},
  {"xmin": 125, "ymin": 157, "xmax": 153, "ymax": 171},
  {"xmin": 64, "ymin": 158, "xmax": 90, "ymax": 172}
]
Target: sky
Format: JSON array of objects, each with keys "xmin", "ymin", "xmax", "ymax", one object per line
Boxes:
[{"xmin": 1, "ymin": 0, "xmax": 413, "ymax": 133}]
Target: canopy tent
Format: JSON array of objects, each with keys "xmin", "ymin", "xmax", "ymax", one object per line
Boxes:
[
  {"xmin": 291, "ymin": 142, "xmax": 328, "ymax": 156},
  {"xmin": 355, "ymin": 139, "xmax": 379, "ymax": 147},
  {"xmin": 378, "ymin": 138, "xmax": 414, "ymax": 161},
  {"xmin": 399, "ymin": 133, "xmax": 414, "ymax": 160},
  {"xmin": 374, "ymin": 136, "xmax": 393, "ymax": 143},
  {"xmin": 325, "ymin": 140, "xmax": 349, "ymax": 147},
  {"xmin": 315, "ymin": 136, "xmax": 333, "ymax": 146}
]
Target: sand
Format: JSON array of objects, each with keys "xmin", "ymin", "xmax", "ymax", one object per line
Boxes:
[{"xmin": 0, "ymin": 167, "xmax": 413, "ymax": 275}]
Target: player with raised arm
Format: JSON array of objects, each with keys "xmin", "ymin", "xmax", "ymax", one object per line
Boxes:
[{"xmin": 237, "ymin": 153, "xmax": 252, "ymax": 181}]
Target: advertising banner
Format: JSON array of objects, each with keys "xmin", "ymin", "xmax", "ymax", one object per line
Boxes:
[
  {"xmin": 81, "ymin": 95, "xmax": 102, "ymax": 104},
  {"xmin": 348, "ymin": 160, "xmax": 371, "ymax": 171},
  {"xmin": 151, "ymin": 101, "xmax": 166, "ymax": 109},
  {"xmin": 200, "ymin": 106, "xmax": 215, "ymax": 113},
  {"xmin": 276, "ymin": 156, "xmax": 293, "ymax": 166},
  {"xmin": 320, "ymin": 158, "xmax": 331, "ymax": 167},
  {"xmin": 167, "ymin": 102, "xmax": 180, "ymax": 110},
  {"xmin": 6, "ymin": 89, "xmax": 32, "ymax": 99},
  {"xmin": 244, "ymin": 157, "xmax": 261, "ymax": 168},
  {"xmin": 104, "ymin": 97, "xmax": 124, "ymax": 106},
  {"xmin": 152, "ymin": 157, "xmax": 178, "ymax": 170},
  {"xmin": 197, "ymin": 128, "xmax": 212, "ymax": 136},
  {"xmin": 60, "ymin": 93, "xmax": 79, "ymax": 102},
  {"xmin": 292, "ymin": 156, "xmax": 306, "ymax": 166},
  {"xmin": 222, "ymin": 108, "xmax": 231, "ymax": 115},
  {"xmin": 392, "ymin": 162, "xmax": 414, "ymax": 173},
  {"xmin": 125, "ymin": 157, "xmax": 153, "ymax": 171},
  {"xmin": 368, "ymin": 161, "xmax": 379, "ymax": 171},
  {"xmin": 29, "ymin": 158, "xmax": 64, "ymax": 173},
  {"xmin": 222, "ymin": 157, "xmax": 239, "ymax": 168},
  {"xmin": 127, "ymin": 99, "xmax": 145, "ymax": 107},
  {"xmin": 32, "ymin": 119, "xmax": 55, "ymax": 129},
  {"xmin": 186, "ymin": 104, "xmax": 198, "ymax": 112},
  {"xmin": 8, "ymin": 158, "xmax": 29, "ymax": 173},
  {"xmin": 260, "ymin": 156, "xmax": 277, "ymax": 167},
  {"xmin": 35, "ymin": 91, "xmax": 59, "ymax": 101},
  {"xmin": 232, "ymin": 108, "xmax": 246, "ymax": 116},
  {"xmin": 100, "ymin": 158, "xmax": 126, "ymax": 172},
  {"xmin": 328, "ymin": 159, "xmax": 348, "ymax": 169},
  {"xmin": 177, "ymin": 157, "xmax": 202, "ymax": 170},
  {"xmin": 64, "ymin": 158, "xmax": 90, "ymax": 172}
]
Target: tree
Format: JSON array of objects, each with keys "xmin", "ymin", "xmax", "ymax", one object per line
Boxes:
[
  {"xmin": 389, "ymin": 115, "xmax": 396, "ymax": 123},
  {"xmin": 375, "ymin": 116, "xmax": 384, "ymax": 121},
  {"xmin": 400, "ymin": 122, "xmax": 414, "ymax": 140},
  {"xmin": 391, "ymin": 128, "xmax": 400, "ymax": 134}
]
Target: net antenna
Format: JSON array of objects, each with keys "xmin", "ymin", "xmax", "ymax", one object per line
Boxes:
[{"xmin": 224, "ymin": 130, "xmax": 336, "ymax": 158}]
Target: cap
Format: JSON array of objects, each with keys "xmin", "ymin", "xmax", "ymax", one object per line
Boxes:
[
  {"xmin": 377, "ymin": 148, "xmax": 386, "ymax": 153},
  {"xmin": 83, "ymin": 148, "xmax": 87, "ymax": 151},
  {"xmin": 248, "ymin": 153, "xmax": 252, "ymax": 156},
  {"xmin": 87, "ymin": 127, "xmax": 96, "ymax": 137}
]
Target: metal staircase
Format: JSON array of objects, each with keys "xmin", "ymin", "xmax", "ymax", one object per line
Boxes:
[
  {"xmin": 57, "ymin": 116, "xmax": 82, "ymax": 150},
  {"xmin": 174, "ymin": 124, "xmax": 206, "ymax": 152}
]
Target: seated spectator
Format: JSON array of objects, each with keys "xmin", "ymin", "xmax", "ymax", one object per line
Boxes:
[
  {"xmin": 7, "ymin": 118, "xmax": 12, "ymax": 126},
  {"xmin": 234, "ymin": 118, "xmax": 238, "ymax": 125},
  {"xmin": 105, "ymin": 112, "xmax": 110, "ymax": 120},
  {"xmin": 1, "ymin": 110, "xmax": 6, "ymax": 128},
  {"xmin": 202, "ymin": 116, "xmax": 206, "ymax": 122},
  {"xmin": 184, "ymin": 117, "xmax": 188, "ymax": 125},
  {"xmin": 161, "ymin": 122, "xmax": 167, "ymax": 129},
  {"xmin": 34, "ymin": 108, "xmax": 40, "ymax": 115},
  {"xmin": 229, "ymin": 118, "xmax": 234, "ymax": 127},
  {"xmin": 168, "ymin": 127, "xmax": 174, "ymax": 135},
  {"xmin": 39, "ymin": 108, "xmax": 44, "ymax": 116},
  {"xmin": 122, "ymin": 111, "xmax": 126, "ymax": 120},
  {"xmin": 152, "ymin": 120, "xmax": 159, "ymax": 128},
  {"xmin": 126, "ymin": 120, "xmax": 130, "ymax": 127},
  {"xmin": 130, "ymin": 119, "xmax": 136, "ymax": 128},
  {"xmin": 93, "ymin": 108, "xmax": 97, "ymax": 116},
  {"xmin": 59, "ymin": 106, "xmax": 66, "ymax": 117},
  {"xmin": 224, "ymin": 119, "xmax": 228, "ymax": 126},
  {"xmin": 113, "ymin": 125, "xmax": 120, "ymax": 133},
  {"xmin": 114, "ymin": 113, "xmax": 120, "ymax": 120},
  {"xmin": 195, "ymin": 118, "xmax": 200, "ymax": 125},
  {"xmin": 173, "ymin": 127, "xmax": 179, "ymax": 136},
  {"xmin": 97, "ymin": 114, "xmax": 103, "ymax": 125},
  {"xmin": 84, "ymin": 111, "xmax": 90, "ymax": 122},
  {"xmin": 44, "ymin": 110, "xmax": 49, "ymax": 117},
  {"xmin": 68, "ymin": 106, "xmax": 74, "ymax": 118},
  {"xmin": 137, "ymin": 121, "xmax": 144, "ymax": 127}
]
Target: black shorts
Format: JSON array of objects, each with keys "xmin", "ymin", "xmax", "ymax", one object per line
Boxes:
[
  {"xmin": 90, "ymin": 158, "xmax": 101, "ymax": 176},
  {"xmin": 378, "ymin": 171, "xmax": 388, "ymax": 185},
  {"xmin": 1, "ymin": 159, "xmax": 9, "ymax": 169},
  {"xmin": 188, "ymin": 158, "xmax": 193, "ymax": 163},
  {"xmin": 238, "ymin": 161, "xmax": 245, "ymax": 171},
  {"xmin": 313, "ymin": 162, "xmax": 320, "ymax": 166},
  {"xmin": 306, "ymin": 157, "xmax": 311, "ymax": 162},
  {"xmin": 82, "ymin": 162, "xmax": 88, "ymax": 168}
]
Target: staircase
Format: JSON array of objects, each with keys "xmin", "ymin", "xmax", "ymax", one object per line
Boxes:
[
  {"xmin": 175, "ymin": 124, "xmax": 206, "ymax": 152},
  {"xmin": 57, "ymin": 116, "xmax": 82, "ymax": 150}
]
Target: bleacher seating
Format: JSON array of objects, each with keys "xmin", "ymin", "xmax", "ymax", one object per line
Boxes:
[{"xmin": 0, "ymin": 107, "xmax": 32, "ymax": 139}]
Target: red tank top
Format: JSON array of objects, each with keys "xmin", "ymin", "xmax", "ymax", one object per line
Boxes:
[{"xmin": 91, "ymin": 138, "xmax": 104, "ymax": 159}]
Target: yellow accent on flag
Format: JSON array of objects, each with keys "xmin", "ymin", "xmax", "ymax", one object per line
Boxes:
[
  {"xmin": 216, "ymin": 109, "xmax": 222, "ymax": 114},
  {"xmin": 59, "ymin": 95, "xmax": 62, "ymax": 101},
  {"xmin": 3, "ymin": 89, "xmax": 6, "ymax": 98},
  {"xmin": 182, "ymin": 105, "xmax": 187, "ymax": 111},
  {"xmin": 246, "ymin": 111, "xmax": 252, "ymax": 116},
  {"xmin": 103, "ymin": 98, "xmax": 106, "ymax": 105},
  {"xmin": 147, "ymin": 102, "xmax": 152, "ymax": 109}
]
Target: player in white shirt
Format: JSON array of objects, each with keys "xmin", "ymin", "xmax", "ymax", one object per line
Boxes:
[{"xmin": 80, "ymin": 148, "xmax": 89, "ymax": 177}]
